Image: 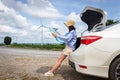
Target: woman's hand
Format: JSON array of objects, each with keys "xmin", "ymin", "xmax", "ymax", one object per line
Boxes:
[{"xmin": 52, "ymin": 33, "xmax": 58, "ymax": 37}]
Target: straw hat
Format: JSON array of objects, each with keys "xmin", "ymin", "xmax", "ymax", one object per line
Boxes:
[{"xmin": 64, "ymin": 19, "xmax": 75, "ymax": 27}]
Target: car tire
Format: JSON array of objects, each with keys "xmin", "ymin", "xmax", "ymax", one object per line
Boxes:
[{"xmin": 109, "ymin": 57, "xmax": 120, "ymax": 80}]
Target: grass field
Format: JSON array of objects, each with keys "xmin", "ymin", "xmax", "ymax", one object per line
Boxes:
[{"xmin": 0, "ymin": 43, "xmax": 65, "ymax": 51}]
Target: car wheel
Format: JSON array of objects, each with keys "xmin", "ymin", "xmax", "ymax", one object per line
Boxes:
[{"xmin": 109, "ymin": 57, "xmax": 120, "ymax": 80}]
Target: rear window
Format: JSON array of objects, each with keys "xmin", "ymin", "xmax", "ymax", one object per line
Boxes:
[
  {"xmin": 92, "ymin": 24, "xmax": 106, "ymax": 32},
  {"xmin": 92, "ymin": 22, "xmax": 120, "ymax": 32}
]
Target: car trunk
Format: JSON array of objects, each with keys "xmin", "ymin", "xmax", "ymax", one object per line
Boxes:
[
  {"xmin": 80, "ymin": 6, "xmax": 106, "ymax": 31},
  {"xmin": 74, "ymin": 7, "xmax": 106, "ymax": 50}
]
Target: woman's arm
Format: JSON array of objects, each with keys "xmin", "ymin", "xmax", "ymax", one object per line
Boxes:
[{"xmin": 56, "ymin": 31, "xmax": 73, "ymax": 42}]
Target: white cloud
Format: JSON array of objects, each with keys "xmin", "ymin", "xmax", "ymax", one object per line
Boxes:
[
  {"xmin": 20, "ymin": 30, "xmax": 28, "ymax": 36},
  {"xmin": 0, "ymin": 1, "xmax": 30, "ymax": 29},
  {"xmin": 0, "ymin": 25, "xmax": 16, "ymax": 33},
  {"xmin": 50, "ymin": 21, "xmax": 60, "ymax": 28},
  {"xmin": 30, "ymin": 25, "xmax": 39, "ymax": 31},
  {"xmin": 0, "ymin": 1, "xmax": 33, "ymax": 42},
  {"xmin": 68, "ymin": 12, "xmax": 81, "ymax": 22},
  {"xmin": 2, "ymin": 0, "xmax": 64, "ymax": 18},
  {"xmin": 26, "ymin": 0, "xmax": 64, "ymax": 18}
]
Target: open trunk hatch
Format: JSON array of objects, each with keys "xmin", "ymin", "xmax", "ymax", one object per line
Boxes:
[{"xmin": 80, "ymin": 6, "xmax": 106, "ymax": 31}]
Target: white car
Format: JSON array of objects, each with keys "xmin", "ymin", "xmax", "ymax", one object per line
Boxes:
[{"xmin": 69, "ymin": 6, "xmax": 120, "ymax": 80}]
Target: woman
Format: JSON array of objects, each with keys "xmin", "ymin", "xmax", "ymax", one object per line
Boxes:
[{"xmin": 44, "ymin": 19, "xmax": 77, "ymax": 76}]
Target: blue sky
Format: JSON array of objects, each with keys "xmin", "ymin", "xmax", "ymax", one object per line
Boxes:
[{"xmin": 0, "ymin": 0, "xmax": 120, "ymax": 44}]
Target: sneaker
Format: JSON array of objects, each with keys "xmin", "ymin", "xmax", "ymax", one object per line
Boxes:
[{"xmin": 44, "ymin": 71, "xmax": 54, "ymax": 76}]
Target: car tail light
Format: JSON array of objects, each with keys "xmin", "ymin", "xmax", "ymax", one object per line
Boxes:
[
  {"xmin": 81, "ymin": 35, "xmax": 102, "ymax": 45},
  {"xmin": 79, "ymin": 65, "xmax": 87, "ymax": 69}
]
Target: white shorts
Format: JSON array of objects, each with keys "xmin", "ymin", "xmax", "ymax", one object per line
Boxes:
[{"xmin": 62, "ymin": 46, "xmax": 73, "ymax": 55}]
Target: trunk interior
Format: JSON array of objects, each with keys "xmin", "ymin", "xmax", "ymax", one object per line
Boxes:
[{"xmin": 81, "ymin": 10, "xmax": 103, "ymax": 31}]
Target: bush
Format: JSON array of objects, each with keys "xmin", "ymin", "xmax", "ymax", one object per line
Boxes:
[
  {"xmin": 4, "ymin": 36, "xmax": 12, "ymax": 45},
  {"xmin": 8, "ymin": 43, "xmax": 65, "ymax": 51}
]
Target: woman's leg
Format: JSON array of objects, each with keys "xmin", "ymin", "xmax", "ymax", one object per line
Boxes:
[{"xmin": 50, "ymin": 53, "xmax": 67, "ymax": 73}]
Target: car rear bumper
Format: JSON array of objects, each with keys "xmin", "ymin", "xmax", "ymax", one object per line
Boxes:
[
  {"xmin": 69, "ymin": 45, "xmax": 111, "ymax": 78},
  {"xmin": 69, "ymin": 59, "xmax": 108, "ymax": 78}
]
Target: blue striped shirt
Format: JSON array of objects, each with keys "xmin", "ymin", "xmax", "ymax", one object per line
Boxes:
[{"xmin": 56, "ymin": 30, "xmax": 77, "ymax": 51}]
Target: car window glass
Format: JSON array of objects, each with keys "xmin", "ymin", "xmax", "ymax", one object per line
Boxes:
[{"xmin": 92, "ymin": 22, "xmax": 120, "ymax": 32}]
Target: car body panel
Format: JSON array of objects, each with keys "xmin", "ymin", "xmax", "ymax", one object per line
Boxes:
[{"xmin": 89, "ymin": 23, "xmax": 120, "ymax": 53}]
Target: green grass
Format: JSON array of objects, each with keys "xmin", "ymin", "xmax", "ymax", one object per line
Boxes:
[{"xmin": 2, "ymin": 43, "xmax": 65, "ymax": 51}]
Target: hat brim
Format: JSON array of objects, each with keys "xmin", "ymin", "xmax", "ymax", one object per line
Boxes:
[
  {"xmin": 64, "ymin": 23, "xmax": 69, "ymax": 27},
  {"xmin": 64, "ymin": 23, "xmax": 76, "ymax": 28}
]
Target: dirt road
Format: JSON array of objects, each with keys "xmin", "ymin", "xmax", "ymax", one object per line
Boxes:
[{"xmin": 0, "ymin": 47, "xmax": 108, "ymax": 80}]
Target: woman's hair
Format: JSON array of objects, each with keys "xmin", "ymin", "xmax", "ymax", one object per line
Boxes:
[{"xmin": 68, "ymin": 25, "xmax": 76, "ymax": 31}]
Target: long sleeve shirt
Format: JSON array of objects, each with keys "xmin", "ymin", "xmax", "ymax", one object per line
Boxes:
[{"xmin": 56, "ymin": 30, "xmax": 77, "ymax": 51}]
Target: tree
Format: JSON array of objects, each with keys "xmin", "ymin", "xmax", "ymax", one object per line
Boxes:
[
  {"xmin": 4, "ymin": 36, "xmax": 12, "ymax": 45},
  {"xmin": 106, "ymin": 19, "xmax": 119, "ymax": 26}
]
